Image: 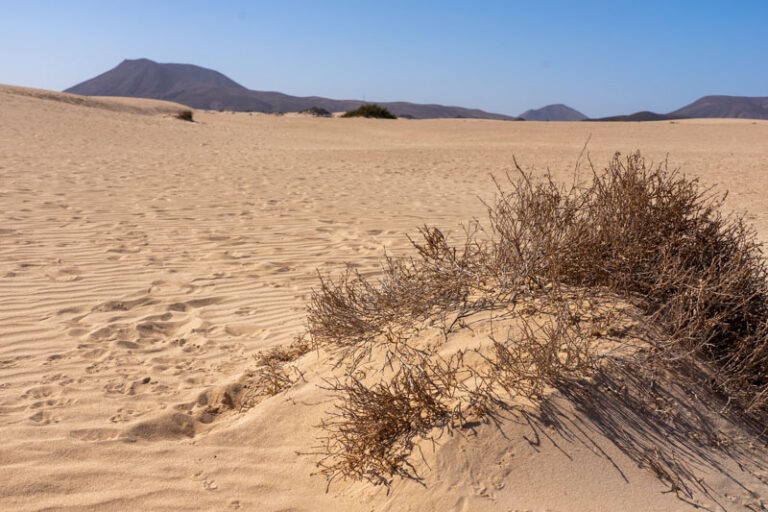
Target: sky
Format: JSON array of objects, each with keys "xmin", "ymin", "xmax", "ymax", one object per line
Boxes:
[{"xmin": 1, "ymin": 1, "xmax": 767, "ymax": 118}]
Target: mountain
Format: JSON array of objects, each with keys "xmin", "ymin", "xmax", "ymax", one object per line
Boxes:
[
  {"xmin": 519, "ymin": 104, "xmax": 587, "ymax": 121},
  {"xmin": 590, "ymin": 95, "xmax": 768, "ymax": 122},
  {"xmin": 669, "ymin": 95, "xmax": 768, "ymax": 119},
  {"xmin": 65, "ymin": 59, "xmax": 518, "ymax": 120},
  {"xmin": 64, "ymin": 58, "xmax": 246, "ymax": 97}
]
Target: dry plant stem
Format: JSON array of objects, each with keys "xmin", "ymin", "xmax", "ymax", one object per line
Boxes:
[
  {"xmin": 315, "ymin": 353, "xmax": 472, "ymax": 487},
  {"xmin": 484, "ymin": 300, "xmax": 598, "ymax": 400}
]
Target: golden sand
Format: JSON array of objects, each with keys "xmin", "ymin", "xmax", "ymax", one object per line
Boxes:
[{"xmin": 2, "ymin": 85, "xmax": 768, "ymax": 511}]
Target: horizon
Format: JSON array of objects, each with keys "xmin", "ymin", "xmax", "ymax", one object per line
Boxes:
[{"xmin": 2, "ymin": 1, "xmax": 767, "ymax": 118}]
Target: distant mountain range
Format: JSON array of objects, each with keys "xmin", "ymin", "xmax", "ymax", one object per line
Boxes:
[
  {"xmin": 65, "ymin": 59, "xmax": 518, "ymax": 120},
  {"xmin": 520, "ymin": 104, "xmax": 587, "ymax": 121},
  {"xmin": 591, "ymin": 96, "xmax": 768, "ymax": 121},
  {"xmin": 64, "ymin": 59, "xmax": 767, "ymax": 121}
]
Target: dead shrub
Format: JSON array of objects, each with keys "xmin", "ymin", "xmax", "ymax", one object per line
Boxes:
[
  {"xmin": 315, "ymin": 353, "xmax": 473, "ymax": 487},
  {"xmin": 254, "ymin": 335, "xmax": 311, "ymax": 366},
  {"xmin": 175, "ymin": 109, "xmax": 194, "ymax": 122},
  {"xmin": 484, "ymin": 301, "xmax": 599, "ymax": 400},
  {"xmin": 482, "ymin": 152, "xmax": 768, "ymax": 415},
  {"xmin": 307, "ymin": 225, "xmax": 486, "ymax": 360},
  {"xmin": 242, "ymin": 336, "xmax": 310, "ymax": 411},
  {"xmin": 308, "ymin": 151, "xmax": 768, "ymax": 488},
  {"xmin": 240, "ymin": 361, "xmax": 300, "ymax": 412}
]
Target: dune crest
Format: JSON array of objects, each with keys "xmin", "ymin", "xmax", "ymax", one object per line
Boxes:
[{"xmin": 1, "ymin": 84, "xmax": 192, "ymax": 117}]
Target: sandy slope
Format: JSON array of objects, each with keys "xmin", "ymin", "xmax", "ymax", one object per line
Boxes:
[
  {"xmin": 2, "ymin": 86, "xmax": 768, "ymax": 511},
  {"xmin": 0, "ymin": 85, "xmax": 192, "ymax": 116}
]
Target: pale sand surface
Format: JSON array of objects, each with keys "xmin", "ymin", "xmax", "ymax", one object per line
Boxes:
[{"xmin": 2, "ymin": 87, "xmax": 768, "ymax": 511}]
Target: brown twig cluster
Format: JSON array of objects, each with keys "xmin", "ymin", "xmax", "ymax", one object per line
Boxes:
[
  {"xmin": 241, "ymin": 336, "xmax": 311, "ymax": 411},
  {"xmin": 483, "ymin": 299, "xmax": 599, "ymax": 400},
  {"xmin": 306, "ymin": 151, "xmax": 768, "ymax": 487},
  {"xmin": 314, "ymin": 353, "xmax": 476, "ymax": 487}
]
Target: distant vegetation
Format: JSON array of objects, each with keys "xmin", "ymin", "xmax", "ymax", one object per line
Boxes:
[
  {"xmin": 587, "ymin": 111, "xmax": 680, "ymax": 122},
  {"xmin": 175, "ymin": 109, "xmax": 194, "ymax": 122},
  {"xmin": 300, "ymin": 106, "xmax": 332, "ymax": 117},
  {"xmin": 341, "ymin": 104, "xmax": 397, "ymax": 119}
]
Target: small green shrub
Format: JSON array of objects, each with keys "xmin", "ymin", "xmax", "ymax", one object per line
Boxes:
[{"xmin": 341, "ymin": 104, "xmax": 397, "ymax": 119}]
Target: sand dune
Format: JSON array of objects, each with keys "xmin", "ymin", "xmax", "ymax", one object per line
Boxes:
[
  {"xmin": 0, "ymin": 84, "xmax": 192, "ymax": 116},
  {"xmin": 2, "ymin": 86, "xmax": 768, "ymax": 511}
]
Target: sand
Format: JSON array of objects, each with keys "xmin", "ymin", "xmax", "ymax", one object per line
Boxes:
[{"xmin": 2, "ymin": 85, "xmax": 768, "ymax": 511}]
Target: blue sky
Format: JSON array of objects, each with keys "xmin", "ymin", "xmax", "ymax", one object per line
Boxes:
[{"xmin": 2, "ymin": 1, "xmax": 766, "ymax": 117}]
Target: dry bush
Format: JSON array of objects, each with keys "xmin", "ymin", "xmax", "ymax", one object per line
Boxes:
[
  {"xmin": 476, "ymin": 152, "xmax": 768, "ymax": 415},
  {"xmin": 307, "ymin": 225, "xmax": 486, "ymax": 358},
  {"xmin": 175, "ymin": 109, "xmax": 194, "ymax": 122},
  {"xmin": 254, "ymin": 335, "xmax": 311, "ymax": 366},
  {"xmin": 315, "ymin": 353, "xmax": 478, "ymax": 487},
  {"xmin": 308, "ymin": 151, "xmax": 768, "ymax": 488},
  {"xmin": 484, "ymin": 165, "xmax": 585, "ymax": 292},
  {"xmin": 484, "ymin": 301, "xmax": 599, "ymax": 400},
  {"xmin": 241, "ymin": 336, "xmax": 310, "ymax": 411},
  {"xmin": 240, "ymin": 361, "xmax": 300, "ymax": 412}
]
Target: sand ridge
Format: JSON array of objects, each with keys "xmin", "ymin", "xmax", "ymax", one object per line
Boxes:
[
  {"xmin": 2, "ymin": 86, "xmax": 768, "ymax": 510},
  {"xmin": 0, "ymin": 84, "xmax": 193, "ymax": 116}
]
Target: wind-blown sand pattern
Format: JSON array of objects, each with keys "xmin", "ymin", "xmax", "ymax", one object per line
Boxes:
[{"xmin": 2, "ymin": 85, "xmax": 768, "ymax": 511}]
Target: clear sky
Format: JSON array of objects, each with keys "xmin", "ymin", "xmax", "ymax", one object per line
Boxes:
[{"xmin": 2, "ymin": 1, "xmax": 766, "ymax": 117}]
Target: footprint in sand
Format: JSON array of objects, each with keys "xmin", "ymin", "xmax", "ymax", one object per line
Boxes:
[
  {"xmin": 28, "ymin": 410, "xmax": 60, "ymax": 425},
  {"xmin": 40, "ymin": 373, "xmax": 74, "ymax": 386},
  {"xmin": 57, "ymin": 305, "xmax": 85, "ymax": 315},
  {"xmin": 107, "ymin": 244, "xmax": 141, "ymax": 254},
  {"xmin": 92, "ymin": 296, "xmax": 156, "ymax": 312},
  {"xmin": 44, "ymin": 266, "xmax": 82, "ymax": 282},
  {"xmin": 109, "ymin": 403, "xmax": 159, "ymax": 423},
  {"xmin": 224, "ymin": 324, "xmax": 260, "ymax": 337},
  {"xmin": 194, "ymin": 471, "xmax": 219, "ymax": 491},
  {"xmin": 69, "ymin": 427, "xmax": 120, "ymax": 442},
  {"xmin": 168, "ymin": 297, "xmax": 222, "ymax": 312},
  {"xmin": 120, "ymin": 412, "xmax": 196, "ymax": 441},
  {"xmin": 28, "ymin": 397, "xmax": 73, "ymax": 410},
  {"xmin": 22, "ymin": 385, "xmax": 60, "ymax": 401},
  {"xmin": 89, "ymin": 324, "xmax": 133, "ymax": 342}
]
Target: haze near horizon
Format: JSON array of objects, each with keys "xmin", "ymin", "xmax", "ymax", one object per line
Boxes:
[{"xmin": 1, "ymin": 0, "xmax": 767, "ymax": 117}]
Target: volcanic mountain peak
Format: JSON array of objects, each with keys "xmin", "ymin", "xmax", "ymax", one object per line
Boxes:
[
  {"xmin": 519, "ymin": 103, "xmax": 587, "ymax": 121},
  {"xmin": 66, "ymin": 58, "xmax": 246, "ymax": 99}
]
